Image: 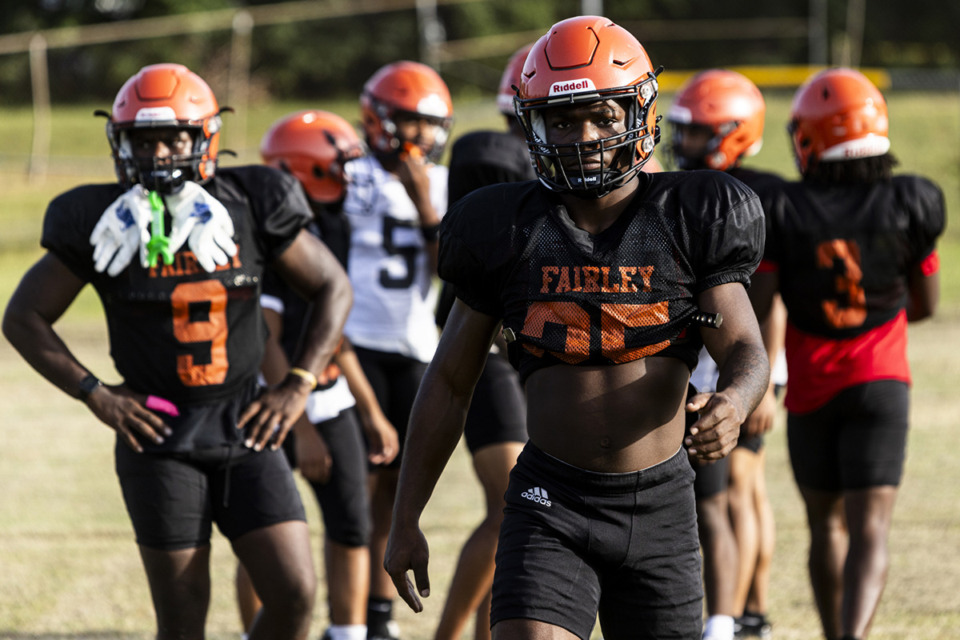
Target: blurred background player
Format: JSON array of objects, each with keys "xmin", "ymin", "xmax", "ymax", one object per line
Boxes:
[
  {"xmin": 234, "ymin": 109, "xmax": 401, "ymax": 640},
  {"xmin": 751, "ymin": 68, "xmax": 944, "ymax": 640},
  {"xmin": 667, "ymin": 69, "xmax": 787, "ymax": 640},
  {"xmin": 430, "ymin": 43, "xmax": 534, "ymax": 640},
  {"xmin": 342, "ymin": 60, "xmax": 453, "ymax": 640},
  {"xmin": 2, "ymin": 63, "xmax": 353, "ymax": 640}
]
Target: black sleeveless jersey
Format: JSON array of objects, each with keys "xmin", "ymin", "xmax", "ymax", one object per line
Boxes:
[
  {"xmin": 439, "ymin": 170, "xmax": 765, "ymax": 382},
  {"xmin": 42, "ymin": 166, "xmax": 312, "ymax": 417},
  {"xmin": 763, "ymin": 175, "xmax": 945, "ymax": 339}
]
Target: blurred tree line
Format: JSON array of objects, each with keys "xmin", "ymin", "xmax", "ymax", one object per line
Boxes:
[{"xmin": 0, "ymin": 0, "xmax": 957, "ymax": 105}]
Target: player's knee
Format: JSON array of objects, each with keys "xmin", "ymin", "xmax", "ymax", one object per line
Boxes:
[{"xmin": 327, "ymin": 518, "xmax": 371, "ymax": 547}]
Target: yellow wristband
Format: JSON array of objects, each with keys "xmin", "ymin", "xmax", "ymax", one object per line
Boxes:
[{"xmin": 288, "ymin": 367, "xmax": 318, "ymax": 389}]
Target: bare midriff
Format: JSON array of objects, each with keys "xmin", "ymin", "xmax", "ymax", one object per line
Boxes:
[{"xmin": 524, "ymin": 357, "xmax": 689, "ymax": 473}]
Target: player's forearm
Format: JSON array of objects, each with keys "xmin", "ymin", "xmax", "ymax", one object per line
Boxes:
[
  {"xmin": 336, "ymin": 347, "xmax": 386, "ymax": 423},
  {"xmin": 392, "ymin": 368, "xmax": 470, "ymax": 527},
  {"xmin": 715, "ymin": 339, "xmax": 770, "ymax": 423}
]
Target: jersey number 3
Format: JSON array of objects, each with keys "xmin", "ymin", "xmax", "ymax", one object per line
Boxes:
[
  {"xmin": 171, "ymin": 280, "xmax": 229, "ymax": 386},
  {"xmin": 817, "ymin": 239, "xmax": 867, "ymax": 329}
]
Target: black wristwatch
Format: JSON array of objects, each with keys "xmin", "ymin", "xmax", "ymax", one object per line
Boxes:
[{"xmin": 78, "ymin": 374, "xmax": 103, "ymax": 401}]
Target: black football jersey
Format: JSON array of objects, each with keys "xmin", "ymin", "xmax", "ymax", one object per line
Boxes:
[
  {"xmin": 437, "ymin": 130, "xmax": 537, "ymax": 329},
  {"xmin": 262, "ymin": 206, "xmax": 349, "ymax": 377},
  {"xmin": 439, "ymin": 170, "xmax": 765, "ymax": 382},
  {"xmin": 763, "ymin": 175, "xmax": 945, "ymax": 339},
  {"xmin": 728, "ymin": 167, "xmax": 787, "ymax": 216},
  {"xmin": 448, "ymin": 130, "xmax": 536, "ymax": 205},
  {"xmin": 42, "ymin": 166, "xmax": 312, "ymax": 448}
]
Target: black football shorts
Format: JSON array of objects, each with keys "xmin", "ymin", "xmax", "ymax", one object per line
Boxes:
[
  {"xmin": 115, "ymin": 442, "xmax": 306, "ymax": 550},
  {"xmin": 464, "ymin": 354, "xmax": 527, "ymax": 453},
  {"xmin": 492, "ymin": 443, "xmax": 703, "ymax": 640},
  {"xmin": 354, "ymin": 346, "xmax": 428, "ymax": 468},
  {"xmin": 302, "ymin": 408, "xmax": 372, "ymax": 547},
  {"xmin": 788, "ymin": 380, "xmax": 909, "ymax": 491}
]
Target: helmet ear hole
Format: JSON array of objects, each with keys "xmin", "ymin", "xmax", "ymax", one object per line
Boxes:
[{"xmin": 312, "ymin": 165, "xmax": 326, "ymax": 179}]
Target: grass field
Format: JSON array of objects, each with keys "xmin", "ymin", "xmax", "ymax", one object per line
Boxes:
[{"xmin": 0, "ymin": 91, "xmax": 958, "ymax": 639}]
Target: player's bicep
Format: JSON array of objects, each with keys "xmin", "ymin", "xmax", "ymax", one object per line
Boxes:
[
  {"xmin": 5, "ymin": 253, "xmax": 86, "ymax": 327},
  {"xmin": 698, "ymin": 282, "xmax": 764, "ymax": 371},
  {"xmin": 272, "ymin": 228, "xmax": 350, "ymax": 302},
  {"xmin": 906, "ymin": 260, "xmax": 938, "ymax": 322},
  {"xmin": 431, "ymin": 299, "xmax": 500, "ymax": 398}
]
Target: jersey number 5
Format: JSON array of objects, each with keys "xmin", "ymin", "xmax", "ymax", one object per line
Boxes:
[
  {"xmin": 379, "ymin": 217, "xmax": 418, "ymax": 289},
  {"xmin": 817, "ymin": 239, "xmax": 867, "ymax": 329},
  {"xmin": 171, "ymin": 280, "xmax": 229, "ymax": 386}
]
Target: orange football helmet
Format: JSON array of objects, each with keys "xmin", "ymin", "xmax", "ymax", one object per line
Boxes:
[
  {"xmin": 260, "ymin": 110, "xmax": 363, "ymax": 204},
  {"xmin": 514, "ymin": 16, "xmax": 660, "ymax": 197},
  {"xmin": 360, "ymin": 60, "xmax": 453, "ymax": 162},
  {"xmin": 666, "ymin": 70, "xmax": 765, "ymax": 171},
  {"xmin": 497, "ymin": 43, "xmax": 534, "ymax": 116},
  {"xmin": 103, "ymin": 63, "xmax": 225, "ymax": 193},
  {"xmin": 789, "ymin": 68, "xmax": 890, "ymax": 174}
]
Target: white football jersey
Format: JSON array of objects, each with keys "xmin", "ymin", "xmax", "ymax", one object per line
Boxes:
[{"xmin": 342, "ymin": 155, "xmax": 447, "ymax": 362}]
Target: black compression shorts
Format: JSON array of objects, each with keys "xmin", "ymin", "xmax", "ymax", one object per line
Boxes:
[
  {"xmin": 692, "ymin": 454, "xmax": 730, "ymax": 499},
  {"xmin": 464, "ymin": 354, "xmax": 527, "ymax": 453},
  {"xmin": 116, "ymin": 442, "xmax": 305, "ymax": 551},
  {"xmin": 355, "ymin": 346, "xmax": 428, "ymax": 469},
  {"xmin": 787, "ymin": 380, "xmax": 909, "ymax": 491},
  {"xmin": 492, "ymin": 443, "xmax": 702, "ymax": 640},
  {"xmin": 304, "ymin": 408, "xmax": 372, "ymax": 547}
]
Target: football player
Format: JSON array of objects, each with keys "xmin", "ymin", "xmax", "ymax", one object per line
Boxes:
[
  {"xmin": 233, "ymin": 110, "xmax": 400, "ymax": 640},
  {"xmin": 667, "ymin": 69, "xmax": 786, "ymax": 640},
  {"xmin": 384, "ymin": 16, "xmax": 770, "ymax": 640},
  {"xmin": 751, "ymin": 68, "xmax": 944, "ymax": 640},
  {"xmin": 341, "ymin": 60, "xmax": 453, "ymax": 640},
  {"xmin": 2, "ymin": 63, "xmax": 353, "ymax": 640},
  {"xmin": 431, "ymin": 43, "xmax": 535, "ymax": 640}
]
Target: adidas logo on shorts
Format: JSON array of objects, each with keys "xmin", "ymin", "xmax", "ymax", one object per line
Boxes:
[{"xmin": 521, "ymin": 486, "xmax": 551, "ymax": 507}]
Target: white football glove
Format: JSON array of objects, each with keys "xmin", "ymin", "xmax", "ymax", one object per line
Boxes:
[
  {"xmin": 89, "ymin": 185, "xmax": 153, "ymax": 277},
  {"xmin": 165, "ymin": 181, "xmax": 238, "ymax": 273}
]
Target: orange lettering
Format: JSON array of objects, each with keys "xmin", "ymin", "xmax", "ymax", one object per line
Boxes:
[
  {"xmin": 582, "ymin": 266, "xmax": 600, "ymax": 292},
  {"xmin": 619, "ymin": 266, "xmax": 637, "ymax": 292},
  {"xmin": 541, "ymin": 266, "xmax": 559, "ymax": 293}
]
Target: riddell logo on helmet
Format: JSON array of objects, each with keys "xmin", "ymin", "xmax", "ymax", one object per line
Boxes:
[
  {"xmin": 549, "ymin": 78, "xmax": 597, "ymax": 96},
  {"xmin": 135, "ymin": 107, "xmax": 177, "ymax": 123}
]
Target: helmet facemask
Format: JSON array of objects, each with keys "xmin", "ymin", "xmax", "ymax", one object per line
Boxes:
[
  {"xmin": 366, "ymin": 98, "xmax": 451, "ymax": 163},
  {"xmin": 515, "ymin": 74, "xmax": 659, "ymax": 199},
  {"xmin": 107, "ymin": 115, "xmax": 222, "ymax": 194}
]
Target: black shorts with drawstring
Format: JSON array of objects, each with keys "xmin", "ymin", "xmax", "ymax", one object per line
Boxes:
[{"xmin": 115, "ymin": 441, "xmax": 305, "ymax": 550}]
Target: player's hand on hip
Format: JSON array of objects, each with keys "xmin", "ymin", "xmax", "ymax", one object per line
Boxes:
[
  {"xmin": 238, "ymin": 379, "xmax": 310, "ymax": 452},
  {"xmin": 384, "ymin": 522, "xmax": 431, "ymax": 613},
  {"xmin": 85, "ymin": 385, "xmax": 172, "ymax": 453},
  {"xmin": 685, "ymin": 390, "xmax": 743, "ymax": 461}
]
